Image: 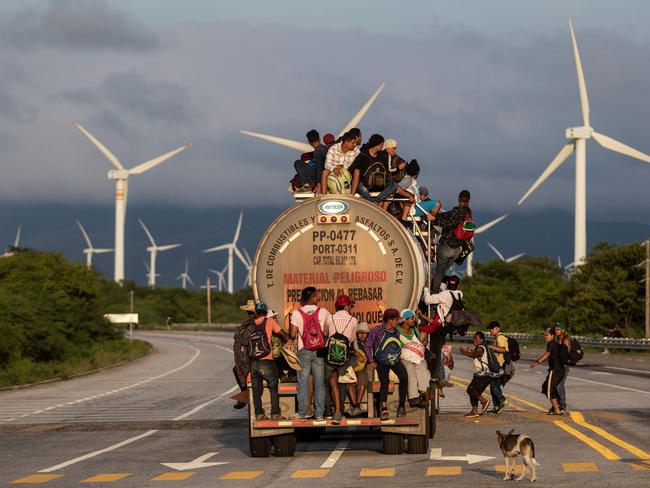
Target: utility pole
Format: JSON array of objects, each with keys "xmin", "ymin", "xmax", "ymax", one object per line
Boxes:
[
  {"xmin": 646, "ymin": 239, "xmax": 649, "ymax": 339},
  {"xmin": 129, "ymin": 289, "xmax": 134, "ymax": 341},
  {"xmin": 201, "ymin": 277, "xmax": 217, "ymax": 325}
]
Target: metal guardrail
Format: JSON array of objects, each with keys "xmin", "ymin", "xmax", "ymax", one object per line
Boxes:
[{"xmin": 451, "ymin": 331, "xmax": 650, "ymax": 350}]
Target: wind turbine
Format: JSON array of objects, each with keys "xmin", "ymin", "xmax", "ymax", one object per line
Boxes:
[
  {"xmin": 13, "ymin": 226, "xmax": 21, "ymax": 249},
  {"xmin": 208, "ymin": 265, "xmax": 227, "ymax": 292},
  {"xmin": 203, "ymin": 210, "xmax": 248, "ymax": 294},
  {"xmin": 2, "ymin": 226, "xmax": 22, "ymax": 257},
  {"xmin": 138, "ymin": 218, "xmax": 181, "ymax": 288},
  {"xmin": 241, "ymin": 247, "xmax": 253, "ymax": 287},
  {"xmin": 240, "ymin": 84, "xmax": 385, "ymax": 153},
  {"xmin": 466, "ymin": 214, "xmax": 509, "ymax": 277},
  {"xmin": 144, "ymin": 260, "xmax": 160, "ymax": 284},
  {"xmin": 517, "ymin": 21, "xmax": 650, "ymax": 267},
  {"xmin": 486, "ymin": 242, "xmax": 525, "ymax": 263},
  {"xmin": 76, "ymin": 220, "xmax": 112, "ymax": 269},
  {"xmin": 72, "ymin": 120, "xmax": 190, "ymax": 283},
  {"xmin": 176, "ymin": 258, "xmax": 195, "ymax": 289}
]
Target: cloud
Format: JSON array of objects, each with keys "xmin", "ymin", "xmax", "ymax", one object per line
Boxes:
[{"xmin": 0, "ymin": 0, "xmax": 159, "ymax": 51}]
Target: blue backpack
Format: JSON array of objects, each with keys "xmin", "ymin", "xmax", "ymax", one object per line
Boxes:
[{"xmin": 375, "ymin": 328, "xmax": 402, "ymax": 367}]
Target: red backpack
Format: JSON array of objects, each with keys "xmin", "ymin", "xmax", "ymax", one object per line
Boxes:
[
  {"xmin": 298, "ymin": 308, "xmax": 326, "ymax": 351},
  {"xmin": 453, "ymin": 214, "xmax": 476, "ymax": 241}
]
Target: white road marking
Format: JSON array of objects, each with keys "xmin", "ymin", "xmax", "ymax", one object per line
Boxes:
[
  {"xmin": 38, "ymin": 384, "xmax": 238, "ymax": 473},
  {"xmin": 2, "ymin": 344, "xmax": 201, "ymax": 423},
  {"xmin": 569, "ymin": 376, "xmax": 650, "ymax": 395},
  {"xmin": 605, "ymin": 366, "xmax": 650, "ymax": 375},
  {"xmin": 590, "ymin": 372, "xmax": 612, "ymax": 376},
  {"xmin": 320, "ymin": 429, "xmax": 354, "ymax": 468}
]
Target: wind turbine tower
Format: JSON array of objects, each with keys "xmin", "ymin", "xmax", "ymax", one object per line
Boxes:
[{"xmin": 72, "ymin": 121, "xmax": 190, "ymax": 283}]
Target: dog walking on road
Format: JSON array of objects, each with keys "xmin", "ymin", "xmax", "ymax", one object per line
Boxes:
[{"xmin": 496, "ymin": 429, "xmax": 540, "ymax": 482}]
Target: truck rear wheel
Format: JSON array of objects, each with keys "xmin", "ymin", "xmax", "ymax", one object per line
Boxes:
[
  {"xmin": 273, "ymin": 433, "xmax": 297, "ymax": 457},
  {"xmin": 382, "ymin": 433, "xmax": 404, "ymax": 455},
  {"xmin": 407, "ymin": 434, "xmax": 429, "ymax": 454},
  {"xmin": 249, "ymin": 436, "xmax": 271, "ymax": 457}
]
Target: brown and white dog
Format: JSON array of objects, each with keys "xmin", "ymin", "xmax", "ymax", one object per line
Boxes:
[{"xmin": 496, "ymin": 429, "xmax": 540, "ymax": 482}]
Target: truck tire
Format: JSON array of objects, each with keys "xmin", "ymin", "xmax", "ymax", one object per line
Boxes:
[
  {"xmin": 273, "ymin": 433, "xmax": 297, "ymax": 457},
  {"xmin": 249, "ymin": 436, "xmax": 271, "ymax": 457},
  {"xmin": 407, "ymin": 434, "xmax": 429, "ymax": 454},
  {"xmin": 382, "ymin": 433, "xmax": 404, "ymax": 455}
]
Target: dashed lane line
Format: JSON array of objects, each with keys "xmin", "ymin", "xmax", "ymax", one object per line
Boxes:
[
  {"xmin": 562, "ymin": 462, "xmax": 599, "ymax": 472},
  {"xmin": 360, "ymin": 468, "xmax": 395, "ymax": 477},
  {"xmin": 10, "ymin": 474, "xmax": 63, "ymax": 484},
  {"xmin": 569, "ymin": 411, "xmax": 650, "ymax": 459},
  {"xmin": 151, "ymin": 472, "xmax": 196, "ymax": 481},
  {"xmin": 553, "ymin": 421, "xmax": 620, "ymax": 460},
  {"xmin": 427, "ymin": 466, "xmax": 462, "ymax": 476},
  {"xmin": 220, "ymin": 471, "xmax": 264, "ymax": 480},
  {"xmin": 37, "ymin": 385, "xmax": 238, "ymax": 473},
  {"xmin": 80, "ymin": 473, "xmax": 130, "ymax": 483},
  {"xmin": 291, "ymin": 469, "xmax": 330, "ymax": 478}
]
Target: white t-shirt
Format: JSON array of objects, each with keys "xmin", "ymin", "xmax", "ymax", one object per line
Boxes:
[
  {"xmin": 325, "ymin": 310, "xmax": 358, "ymax": 343},
  {"xmin": 290, "ymin": 305, "xmax": 331, "ymax": 350}
]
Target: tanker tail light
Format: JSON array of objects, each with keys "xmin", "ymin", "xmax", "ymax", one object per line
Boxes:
[{"xmin": 319, "ymin": 214, "xmax": 350, "ymax": 224}]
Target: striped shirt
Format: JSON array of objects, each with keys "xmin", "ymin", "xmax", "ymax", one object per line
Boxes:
[{"xmin": 325, "ymin": 142, "xmax": 360, "ymax": 172}]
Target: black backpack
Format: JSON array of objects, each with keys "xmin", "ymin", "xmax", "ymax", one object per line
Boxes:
[
  {"xmin": 505, "ymin": 336, "xmax": 521, "ymax": 362},
  {"xmin": 568, "ymin": 337, "xmax": 584, "ymax": 366},
  {"xmin": 362, "ymin": 161, "xmax": 388, "ymax": 190},
  {"xmin": 326, "ymin": 318, "xmax": 352, "ymax": 366},
  {"xmin": 234, "ymin": 318, "xmax": 255, "ymax": 363},
  {"xmin": 247, "ymin": 319, "xmax": 271, "ymax": 360}
]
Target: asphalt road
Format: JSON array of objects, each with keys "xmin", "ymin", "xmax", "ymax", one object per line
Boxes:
[{"xmin": 0, "ymin": 331, "xmax": 648, "ymax": 487}]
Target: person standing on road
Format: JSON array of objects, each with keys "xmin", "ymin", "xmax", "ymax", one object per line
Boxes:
[
  {"xmin": 554, "ymin": 322, "xmax": 572, "ymax": 412},
  {"xmin": 290, "ymin": 286, "xmax": 331, "ymax": 421},
  {"xmin": 458, "ymin": 331, "xmax": 492, "ymax": 418},
  {"xmin": 487, "ymin": 321, "xmax": 510, "ymax": 414},
  {"xmin": 249, "ymin": 302, "xmax": 291, "ymax": 421},
  {"xmin": 232, "ymin": 300, "xmax": 256, "ymax": 409},
  {"xmin": 531, "ymin": 327, "xmax": 565, "ymax": 415}
]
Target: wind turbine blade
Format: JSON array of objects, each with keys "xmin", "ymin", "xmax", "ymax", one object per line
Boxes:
[
  {"xmin": 14, "ymin": 225, "xmax": 21, "ymax": 248},
  {"xmin": 138, "ymin": 219, "xmax": 157, "ymax": 246},
  {"xmin": 76, "ymin": 220, "xmax": 93, "ymax": 248},
  {"xmin": 128, "ymin": 143, "xmax": 191, "ymax": 175},
  {"xmin": 506, "ymin": 253, "xmax": 525, "ymax": 263},
  {"xmin": 186, "ymin": 276, "xmax": 195, "ymax": 288},
  {"xmin": 518, "ymin": 143, "xmax": 575, "ymax": 205},
  {"xmin": 184, "ymin": 258, "xmax": 189, "ymax": 274},
  {"xmin": 233, "ymin": 210, "xmax": 243, "ymax": 244},
  {"xmin": 94, "ymin": 248, "xmax": 113, "ymax": 254},
  {"xmin": 203, "ymin": 243, "xmax": 231, "ymax": 253},
  {"xmin": 337, "ymin": 83, "xmax": 385, "ymax": 138},
  {"xmin": 486, "ymin": 242, "xmax": 506, "ymax": 261},
  {"xmin": 72, "ymin": 120, "xmax": 124, "ymax": 170},
  {"xmin": 240, "ymin": 130, "xmax": 312, "ymax": 152},
  {"xmin": 242, "ymin": 247, "xmax": 253, "ymax": 267},
  {"xmin": 592, "ymin": 131, "xmax": 650, "ymax": 163},
  {"xmin": 476, "ymin": 213, "xmax": 509, "ymax": 234},
  {"xmin": 234, "ymin": 246, "xmax": 249, "ymax": 269},
  {"xmin": 157, "ymin": 244, "xmax": 181, "ymax": 251},
  {"xmin": 569, "ymin": 20, "xmax": 590, "ymax": 127}
]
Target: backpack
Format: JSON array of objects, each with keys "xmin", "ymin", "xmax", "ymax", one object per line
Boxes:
[
  {"xmin": 374, "ymin": 328, "xmax": 402, "ymax": 367},
  {"xmin": 326, "ymin": 317, "xmax": 352, "ymax": 366},
  {"xmin": 353, "ymin": 340, "xmax": 367, "ymax": 372},
  {"xmin": 234, "ymin": 318, "xmax": 255, "ymax": 364},
  {"xmin": 247, "ymin": 319, "xmax": 271, "ymax": 360},
  {"xmin": 362, "ymin": 161, "xmax": 388, "ymax": 189},
  {"xmin": 485, "ymin": 345, "xmax": 504, "ymax": 375},
  {"xmin": 455, "ymin": 240, "xmax": 475, "ymax": 264},
  {"xmin": 453, "ymin": 214, "xmax": 476, "ymax": 241},
  {"xmin": 505, "ymin": 335, "xmax": 521, "ymax": 362},
  {"xmin": 298, "ymin": 308, "xmax": 326, "ymax": 351},
  {"xmin": 568, "ymin": 337, "xmax": 584, "ymax": 366}
]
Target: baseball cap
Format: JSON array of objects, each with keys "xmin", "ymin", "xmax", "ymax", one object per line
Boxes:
[
  {"xmin": 323, "ymin": 133, "xmax": 335, "ymax": 145},
  {"xmin": 335, "ymin": 294, "xmax": 354, "ymax": 307},
  {"xmin": 400, "ymin": 309, "xmax": 415, "ymax": 322},
  {"xmin": 255, "ymin": 302, "xmax": 268, "ymax": 315}
]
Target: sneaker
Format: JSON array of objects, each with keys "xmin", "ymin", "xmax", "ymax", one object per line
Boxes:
[
  {"xmin": 255, "ymin": 413, "xmax": 269, "ymax": 421},
  {"xmin": 408, "ymin": 398, "xmax": 427, "ymax": 409},
  {"xmin": 314, "ymin": 416, "xmax": 325, "ymax": 421},
  {"xmin": 351, "ymin": 406, "xmax": 362, "ymax": 417},
  {"xmin": 270, "ymin": 413, "xmax": 286, "ymax": 421},
  {"xmin": 323, "ymin": 407, "xmax": 334, "ymax": 419},
  {"xmin": 233, "ymin": 400, "xmax": 247, "ymax": 409},
  {"xmin": 332, "ymin": 411, "xmax": 343, "ymax": 425},
  {"xmin": 464, "ymin": 410, "xmax": 480, "ymax": 418},
  {"xmin": 439, "ymin": 379, "xmax": 454, "ymax": 388},
  {"xmin": 380, "ymin": 409, "xmax": 390, "ymax": 421},
  {"xmin": 480, "ymin": 399, "xmax": 491, "ymax": 415},
  {"xmin": 495, "ymin": 399, "xmax": 510, "ymax": 414},
  {"xmin": 290, "ymin": 413, "xmax": 305, "ymax": 421},
  {"xmin": 396, "ymin": 406, "xmax": 406, "ymax": 417},
  {"xmin": 305, "ymin": 407, "xmax": 315, "ymax": 419}
]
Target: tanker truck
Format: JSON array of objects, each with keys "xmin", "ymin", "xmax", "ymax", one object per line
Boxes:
[{"xmin": 247, "ymin": 194, "xmax": 435, "ymax": 457}]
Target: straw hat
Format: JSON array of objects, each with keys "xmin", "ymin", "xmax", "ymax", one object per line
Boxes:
[
  {"xmin": 281, "ymin": 345, "xmax": 302, "ymax": 371},
  {"xmin": 239, "ymin": 299, "xmax": 256, "ymax": 312}
]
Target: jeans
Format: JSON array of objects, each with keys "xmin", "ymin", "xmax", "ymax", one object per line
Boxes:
[
  {"xmin": 490, "ymin": 374, "xmax": 507, "ymax": 408},
  {"xmin": 432, "ymin": 243, "xmax": 461, "ymax": 291},
  {"xmin": 250, "ymin": 360, "xmax": 280, "ymax": 416},
  {"xmin": 294, "ymin": 159, "xmax": 317, "ymax": 187},
  {"xmin": 557, "ymin": 365, "xmax": 569, "ymax": 409},
  {"xmin": 356, "ymin": 181, "xmax": 398, "ymax": 202},
  {"xmin": 376, "ymin": 361, "xmax": 408, "ymax": 407},
  {"xmin": 297, "ymin": 348, "xmax": 325, "ymax": 418}
]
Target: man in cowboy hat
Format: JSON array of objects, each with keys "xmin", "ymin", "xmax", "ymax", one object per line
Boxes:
[{"xmin": 232, "ymin": 299, "xmax": 256, "ymax": 409}]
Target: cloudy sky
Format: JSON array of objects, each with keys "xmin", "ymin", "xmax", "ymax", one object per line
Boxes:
[{"xmin": 1, "ymin": 0, "xmax": 649, "ymax": 219}]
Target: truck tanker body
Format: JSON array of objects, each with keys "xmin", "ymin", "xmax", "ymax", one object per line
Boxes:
[{"xmin": 245, "ymin": 195, "xmax": 436, "ymax": 457}]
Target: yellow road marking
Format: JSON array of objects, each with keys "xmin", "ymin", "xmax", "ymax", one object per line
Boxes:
[
  {"xmin": 220, "ymin": 471, "xmax": 264, "ymax": 480},
  {"xmin": 495, "ymin": 465, "xmax": 525, "ymax": 475},
  {"xmin": 291, "ymin": 469, "xmax": 330, "ymax": 478},
  {"xmin": 628, "ymin": 461, "xmax": 650, "ymax": 471},
  {"xmin": 554, "ymin": 421, "xmax": 620, "ymax": 460},
  {"xmin": 360, "ymin": 468, "xmax": 395, "ymax": 477},
  {"xmin": 570, "ymin": 411, "xmax": 650, "ymax": 459},
  {"xmin": 151, "ymin": 472, "xmax": 196, "ymax": 481},
  {"xmin": 427, "ymin": 466, "xmax": 462, "ymax": 475},
  {"xmin": 81, "ymin": 473, "xmax": 130, "ymax": 482},
  {"xmin": 10, "ymin": 474, "xmax": 63, "ymax": 484},
  {"xmin": 562, "ymin": 462, "xmax": 599, "ymax": 472}
]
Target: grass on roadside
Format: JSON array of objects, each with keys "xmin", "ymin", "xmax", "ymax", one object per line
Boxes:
[{"xmin": 0, "ymin": 338, "xmax": 152, "ymax": 388}]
